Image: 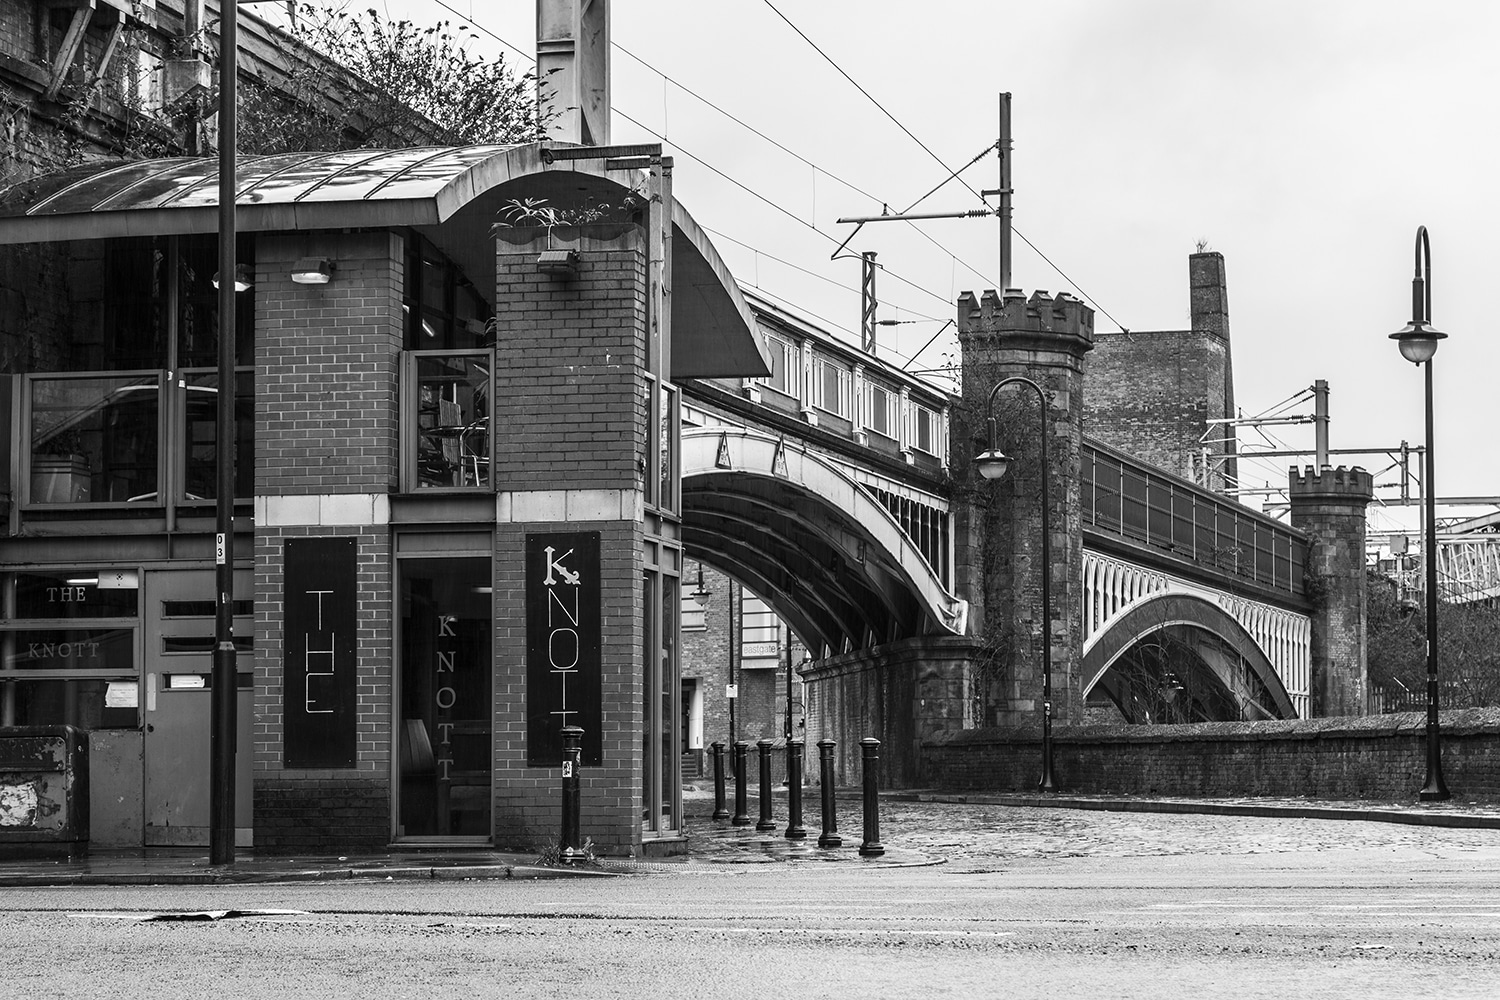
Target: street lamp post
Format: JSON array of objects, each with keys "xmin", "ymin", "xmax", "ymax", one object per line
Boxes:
[
  {"xmin": 974, "ymin": 376, "xmax": 1057, "ymax": 792},
  {"xmin": 1389, "ymin": 225, "xmax": 1450, "ymax": 802},
  {"xmin": 210, "ymin": 0, "xmax": 241, "ymax": 866}
]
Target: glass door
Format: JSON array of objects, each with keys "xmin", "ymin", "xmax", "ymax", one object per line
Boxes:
[{"xmin": 396, "ymin": 556, "xmax": 492, "ymax": 840}]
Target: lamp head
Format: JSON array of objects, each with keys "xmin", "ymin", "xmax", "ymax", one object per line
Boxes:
[
  {"xmin": 1389, "ymin": 320, "xmax": 1446, "ymax": 365},
  {"xmin": 291, "ymin": 257, "xmax": 334, "ymax": 285},
  {"xmin": 211, "ymin": 263, "xmax": 253, "ymax": 292},
  {"xmin": 975, "ymin": 447, "xmax": 1011, "ymax": 481}
]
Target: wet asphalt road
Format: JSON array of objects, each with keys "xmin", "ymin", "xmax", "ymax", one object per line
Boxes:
[{"xmin": 5, "ymin": 802, "xmax": 1500, "ymax": 999}]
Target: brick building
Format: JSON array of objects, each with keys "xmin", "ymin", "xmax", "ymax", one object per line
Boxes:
[
  {"xmin": 1084, "ymin": 251, "xmax": 1239, "ymax": 492},
  {"xmin": 0, "ymin": 2, "xmax": 774, "ymax": 857}
]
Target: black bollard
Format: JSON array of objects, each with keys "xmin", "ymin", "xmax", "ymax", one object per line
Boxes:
[
  {"xmin": 784, "ymin": 738, "xmax": 806, "ymax": 840},
  {"xmin": 817, "ymin": 738, "xmax": 841, "ymax": 848},
  {"xmin": 731, "ymin": 740, "xmax": 751, "ymax": 825},
  {"xmin": 858, "ymin": 737, "xmax": 883, "ymax": 857},
  {"xmin": 560, "ymin": 725, "xmax": 584, "ymax": 864},
  {"xmin": 756, "ymin": 739, "xmax": 777, "ymax": 831},
  {"xmin": 711, "ymin": 741, "xmax": 729, "ymax": 820}
]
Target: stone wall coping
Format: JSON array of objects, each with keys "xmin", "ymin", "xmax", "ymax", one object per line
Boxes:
[{"xmin": 925, "ymin": 707, "xmax": 1500, "ymax": 746}]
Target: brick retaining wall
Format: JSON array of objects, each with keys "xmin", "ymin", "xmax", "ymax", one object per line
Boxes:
[{"xmin": 921, "ymin": 708, "xmax": 1500, "ymax": 802}]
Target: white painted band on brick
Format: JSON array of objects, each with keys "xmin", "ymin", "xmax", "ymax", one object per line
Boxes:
[
  {"xmin": 255, "ymin": 494, "xmax": 391, "ymax": 527},
  {"xmin": 498, "ymin": 489, "xmax": 643, "ymax": 523}
]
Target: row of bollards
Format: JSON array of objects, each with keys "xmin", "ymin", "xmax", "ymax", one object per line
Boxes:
[
  {"xmin": 558, "ymin": 728, "xmax": 883, "ymax": 865},
  {"xmin": 710, "ymin": 736, "xmax": 881, "ymax": 857}
]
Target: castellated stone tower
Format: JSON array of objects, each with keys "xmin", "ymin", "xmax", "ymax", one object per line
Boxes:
[
  {"xmin": 1288, "ymin": 465, "xmax": 1375, "ymax": 716},
  {"xmin": 1084, "ymin": 252, "xmax": 1238, "ymax": 491},
  {"xmin": 953, "ymin": 288, "xmax": 1093, "ymax": 727}
]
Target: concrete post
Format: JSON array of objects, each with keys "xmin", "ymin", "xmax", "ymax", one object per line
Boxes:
[
  {"xmin": 1288, "ymin": 465, "xmax": 1375, "ymax": 716},
  {"xmin": 955, "ymin": 289, "xmax": 1093, "ymax": 727}
]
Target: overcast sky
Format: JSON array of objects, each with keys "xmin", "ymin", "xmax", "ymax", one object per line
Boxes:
[{"xmin": 334, "ymin": 1, "xmax": 1500, "ymax": 532}]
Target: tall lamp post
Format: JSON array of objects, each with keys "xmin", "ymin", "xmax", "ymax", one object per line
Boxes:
[
  {"xmin": 211, "ymin": 0, "xmax": 241, "ymax": 866},
  {"xmin": 974, "ymin": 376, "xmax": 1057, "ymax": 792},
  {"xmin": 1389, "ymin": 225, "xmax": 1450, "ymax": 802}
]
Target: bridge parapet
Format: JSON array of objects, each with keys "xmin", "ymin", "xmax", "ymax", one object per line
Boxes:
[{"xmin": 1083, "ymin": 439, "xmax": 1309, "ymax": 602}]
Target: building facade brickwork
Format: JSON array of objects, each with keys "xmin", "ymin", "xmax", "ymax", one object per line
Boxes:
[{"xmin": 1084, "ymin": 252, "xmax": 1238, "ymax": 490}]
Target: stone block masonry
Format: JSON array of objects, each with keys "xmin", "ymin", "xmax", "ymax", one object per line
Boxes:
[
  {"xmin": 922, "ymin": 709, "xmax": 1500, "ymax": 802},
  {"xmin": 1289, "ymin": 466, "xmax": 1374, "ymax": 717},
  {"xmin": 954, "ymin": 288, "xmax": 1093, "ymax": 727}
]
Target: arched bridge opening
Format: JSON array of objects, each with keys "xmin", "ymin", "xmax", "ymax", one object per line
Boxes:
[
  {"xmin": 1082, "ymin": 593, "xmax": 1297, "ymax": 724},
  {"xmin": 680, "ymin": 427, "xmax": 965, "ymax": 658}
]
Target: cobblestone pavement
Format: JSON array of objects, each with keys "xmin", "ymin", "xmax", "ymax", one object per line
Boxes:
[
  {"xmin": 678, "ymin": 786, "xmax": 1500, "ymax": 870},
  {"xmin": 5, "ymin": 787, "xmax": 1500, "ymax": 885}
]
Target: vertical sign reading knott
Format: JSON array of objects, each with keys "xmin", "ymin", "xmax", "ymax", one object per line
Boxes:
[
  {"xmin": 526, "ymin": 532, "xmax": 602, "ymax": 765},
  {"xmin": 284, "ymin": 537, "xmax": 358, "ymax": 768}
]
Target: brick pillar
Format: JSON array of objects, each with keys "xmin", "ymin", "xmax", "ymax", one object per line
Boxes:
[
  {"xmin": 954, "ymin": 289, "xmax": 1094, "ymax": 726},
  {"xmin": 251, "ymin": 231, "xmax": 404, "ymax": 852},
  {"xmin": 1288, "ymin": 465, "xmax": 1374, "ymax": 716},
  {"xmin": 489, "ymin": 224, "xmax": 649, "ymax": 856}
]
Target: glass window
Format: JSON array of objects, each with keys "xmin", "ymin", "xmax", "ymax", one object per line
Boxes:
[
  {"xmin": 28, "ymin": 373, "xmax": 161, "ymax": 504},
  {"xmin": 761, "ymin": 334, "xmax": 797, "ymax": 397},
  {"xmin": 13, "ymin": 570, "xmax": 139, "ymax": 619},
  {"xmin": 3, "ymin": 627, "xmax": 135, "ymax": 673},
  {"xmin": 1, "ymin": 678, "xmax": 138, "ymax": 730},
  {"xmin": 175, "ymin": 236, "xmax": 256, "ymax": 369},
  {"xmin": 641, "ymin": 572, "xmax": 655, "ymax": 831},
  {"xmin": 660, "ymin": 576, "xmax": 676, "ymax": 831},
  {"xmin": 913, "ymin": 403, "xmax": 937, "ymax": 454},
  {"xmin": 404, "ymin": 235, "xmax": 490, "ymax": 351},
  {"xmin": 406, "ymin": 351, "xmax": 492, "ymax": 490},
  {"xmin": 867, "ymin": 382, "xmax": 896, "ymax": 439},
  {"xmin": 658, "ymin": 383, "xmax": 677, "ymax": 514},
  {"xmin": 813, "ymin": 356, "xmax": 850, "ymax": 417},
  {"xmin": 2, "ymin": 569, "xmax": 140, "ymax": 730},
  {"xmin": 180, "ymin": 370, "xmax": 254, "ymax": 502},
  {"xmin": 397, "ymin": 555, "xmax": 492, "ymax": 839}
]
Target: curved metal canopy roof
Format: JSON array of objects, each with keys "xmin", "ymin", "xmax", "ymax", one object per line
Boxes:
[{"xmin": 0, "ymin": 143, "xmax": 769, "ymax": 380}]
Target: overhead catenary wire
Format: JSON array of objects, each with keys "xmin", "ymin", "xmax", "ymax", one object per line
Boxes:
[
  {"xmin": 423, "ymin": 2, "xmax": 1016, "ymax": 322},
  {"xmin": 762, "ymin": 0, "xmax": 1128, "ymax": 331}
]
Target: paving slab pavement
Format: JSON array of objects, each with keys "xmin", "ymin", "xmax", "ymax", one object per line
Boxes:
[{"xmin": 3, "ymin": 785, "xmax": 1497, "ymax": 886}]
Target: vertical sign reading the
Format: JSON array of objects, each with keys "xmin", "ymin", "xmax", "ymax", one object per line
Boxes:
[
  {"xmin": 526, "ymin": 532, "xmax": 602, "ymax": 765},
  {"xmin": 284, "ymin": 537, "xmax": 358, "ymax": 768}
]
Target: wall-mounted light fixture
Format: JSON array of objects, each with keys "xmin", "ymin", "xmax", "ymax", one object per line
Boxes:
[
  {"xmin": 211, "ymin": 263, "xmax": 253, "ymax": 292},
  {"xmin": 291, "ymin": 257, "xmax": 334, "ymax": 285},
  {"xmin": 536, "ymin": 248, "xmax": 580, "ymax": 279}
]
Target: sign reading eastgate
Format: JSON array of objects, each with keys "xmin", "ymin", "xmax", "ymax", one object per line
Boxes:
[{"xmin": 525, "ymin": 532, "xmax": 602, "ymax": 766}]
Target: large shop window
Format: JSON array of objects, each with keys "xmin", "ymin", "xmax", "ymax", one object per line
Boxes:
[
  {"xmin": 398, "ymin": 555, "xmax": 492, "ymax": 839},
  {"xmin": 18, "ymin": 234, "xmax": 254, "ymax": 508},
  {"xmin": 0, "ymin": 570, "xmax": 139, "ymax": 730},
  {"xmin": 402, "ymin": 350, "xmax": 493, "ymax": 490}
]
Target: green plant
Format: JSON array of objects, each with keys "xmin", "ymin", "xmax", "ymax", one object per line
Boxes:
[
  {"xmin": 534, "ymin": 836, "xmax": 599, "ymax": 867},
  {"xmin": 497, "ymin": 194, "xmax": 646, "ymax": 230}
]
